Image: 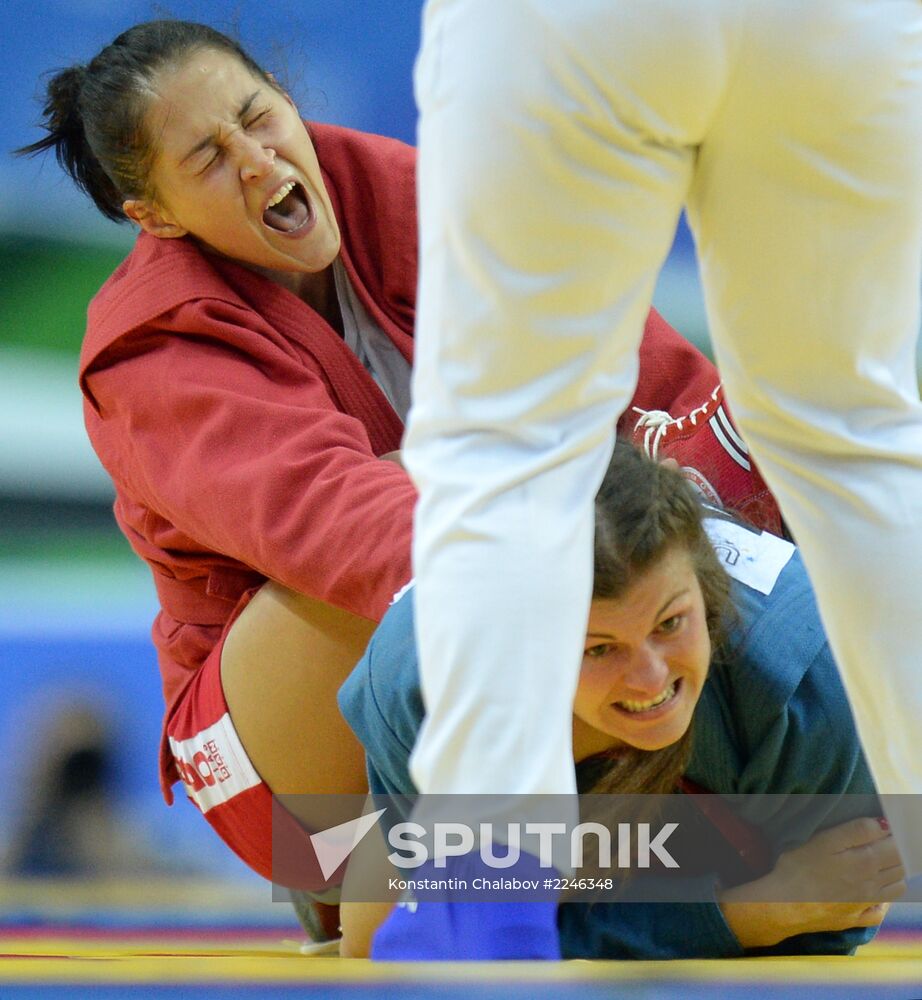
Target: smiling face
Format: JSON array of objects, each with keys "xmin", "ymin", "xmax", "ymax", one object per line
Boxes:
[
  {"xmin": 125, "ymin": 47, "xmax": 340, "ymax": 277},
  {"xmin": 572, "ymin": 546, "xmax": 712, "ymax": 759}
]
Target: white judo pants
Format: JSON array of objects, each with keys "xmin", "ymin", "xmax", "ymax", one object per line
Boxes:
[{"xmin": 404, "ymin": 0, "xmax": 922, "ymax": 871}]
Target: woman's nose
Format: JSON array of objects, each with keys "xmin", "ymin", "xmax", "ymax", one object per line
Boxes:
[
  {"xmin": 237, "ymin": 137, "xmax": 276, "ymax": 182},
  {"xmin": 621, "ymin": 645, "xmax": 670, "ymax": 696}
]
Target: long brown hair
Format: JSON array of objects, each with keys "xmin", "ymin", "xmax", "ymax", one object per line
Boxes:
[{"xmin": 583, "ymin": 440, "xmax": 732, "ymax": 796}]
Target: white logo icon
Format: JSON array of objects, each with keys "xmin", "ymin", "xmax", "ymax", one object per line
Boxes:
[{"xmin": 310, "ymin": 808, "xmax": 387, "ymax": 880}]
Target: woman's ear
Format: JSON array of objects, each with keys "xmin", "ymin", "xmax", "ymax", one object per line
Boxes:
[{"xmin": 123, "ymin": 199, "xmax": 188, "ymax": 239}]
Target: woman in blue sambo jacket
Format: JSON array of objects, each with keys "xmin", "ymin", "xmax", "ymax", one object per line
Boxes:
[{"xmin": 337, "ymin": 441, "xmax": 905, "ymax": 959}]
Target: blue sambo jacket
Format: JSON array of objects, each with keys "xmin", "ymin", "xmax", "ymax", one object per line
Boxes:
[{"xmin": 339, "ymin": 518, "xmax": 878, "ymax": 958}]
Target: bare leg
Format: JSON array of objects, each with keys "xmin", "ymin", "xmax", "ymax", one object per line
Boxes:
[
  {"xmin": 340, "ymin": 901, "xmax": 395, "ymax": 957},
  {"xmin": 220, "ymin": 582, "xmax": 376, "ymax": 796}
]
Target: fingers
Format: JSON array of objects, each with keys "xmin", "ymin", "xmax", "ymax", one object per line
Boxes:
[
  {"xmin": 774, "ymin": 818, "xmax": 906, "ymax": 903},
  {"xmin": 843, "ymin": 835, "xmax": 905, "ymax": 885},
  {"xmin": 880, "ymin": 856, "xmax": 908, "ymax": 885},
  {"xmin": 850, "ymin": 902, "xmax": 889, "ymax": 928},
  {"xmin": 875, "ymin": 871, "xmax": 908, "ymax": 903},
  {"xmin": 811, "ymin": 816, "xmax": 892, "ymax": 855},
  {"xmin": 821, "ymin": 900, "xmax": 890, "ymax": 931},
  {"xmin": 780, "ymin": 900, "xmax": 890, "ymax": 936}
]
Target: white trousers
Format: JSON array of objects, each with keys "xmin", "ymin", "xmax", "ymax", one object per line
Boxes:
[{"xmin": 405, "ymin": 0, "xmax": 922, "ymax": 870}]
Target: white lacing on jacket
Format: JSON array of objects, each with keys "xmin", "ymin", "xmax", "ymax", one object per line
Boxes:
[{"xmin": 631, "ymin": 384, "xmax": 722, "ymax": 460}]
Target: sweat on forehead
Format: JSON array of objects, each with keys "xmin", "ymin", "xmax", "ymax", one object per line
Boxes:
[{"xmin": 141, "ymin": 50, "xmax": 269, "ymax": 153}]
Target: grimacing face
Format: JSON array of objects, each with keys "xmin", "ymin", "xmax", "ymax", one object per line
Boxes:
[
  {"xmin": 572, "ymin": 547, "xmax": 712, "ymax": 757},
  {"xmin": 124, "ymin": 47, "xmax": 340, "ymax": 277}
]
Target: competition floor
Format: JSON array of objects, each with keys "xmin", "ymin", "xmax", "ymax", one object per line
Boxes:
[{"xmin": 1, "ymin": 877, "xmax": 920, "ymax": 999}]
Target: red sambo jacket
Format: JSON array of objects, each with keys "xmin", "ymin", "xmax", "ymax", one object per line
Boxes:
[{"xmin": 78, "ymin": 122, "xmax": 719, "ymax": 798}]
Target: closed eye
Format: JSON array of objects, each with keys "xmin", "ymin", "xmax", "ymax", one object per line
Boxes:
[
  {"xmin": 244, "ymin": 109, "xmax": 271, "ymax": 129},
  {"xmin": 194, "ymin": 110, "xmax": 271, "ymax": 174},
  {"xmin": 197, "ymin": 148, "xmax": 222, "ymax": 174}
]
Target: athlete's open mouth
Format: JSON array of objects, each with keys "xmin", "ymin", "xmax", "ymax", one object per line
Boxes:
[
  {"xmin": 262, "ymin": 180, "xmax": 311, "ymax": 233},
  {"xmin": 613, "ymin": 678, "xmax": 680, "ymax": 715}
]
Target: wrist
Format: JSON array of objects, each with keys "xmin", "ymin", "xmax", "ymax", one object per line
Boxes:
[{"xmin": 718, "ymin": 885, "xmax": 787, "ymax": 949}]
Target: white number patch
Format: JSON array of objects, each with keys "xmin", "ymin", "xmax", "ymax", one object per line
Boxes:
[{"xmin": 704, "ymin": 518, "xmax": 795, "ymax": 596}]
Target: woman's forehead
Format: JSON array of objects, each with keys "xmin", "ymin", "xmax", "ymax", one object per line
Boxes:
[
  {"xmin": 145, "ymin": 50, "xmax": 267, "ymax": 154},
  {"xmin": 152, "ymin": 48, "xmax": 260, "ymax": 110},
  {"xmin": 591, "ymin": 548, "xmax": 699, "ymax": 618}
]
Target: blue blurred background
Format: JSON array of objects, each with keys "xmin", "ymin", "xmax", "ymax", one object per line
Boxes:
[
  {"xmin": 0, "ymin": 0, "xmax": 661, "ymax": 888},
  {"xmin": 6, "ymin": 0, "xmax": 908, "ymax": 889},
  {"xmin": 1, "ymin": 0, "xmax": 441, "ymax": 884}
]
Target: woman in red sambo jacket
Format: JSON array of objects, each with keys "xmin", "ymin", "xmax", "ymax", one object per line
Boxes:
[{"xmin": 20, "ymin": 19, "xmax": 777, "ymax": 904}]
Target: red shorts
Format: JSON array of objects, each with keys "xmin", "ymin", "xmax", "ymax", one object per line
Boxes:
[{"xmin": 165, "ymin": 633, "xmax": 334, "ymax": 890}]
